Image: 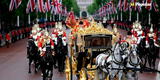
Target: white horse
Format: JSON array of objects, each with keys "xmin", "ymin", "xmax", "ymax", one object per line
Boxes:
[
  {"xmin": 96, "ymin": 42, "xmax": 130, "ymax": 80},
  {"xmin": 95, "ymin": 49, "xmax": 112, "ymax": 79},
  {"xmin": 108, "ymin": 42, "xmax": 130, "ymax": 80},
  {"xmin": 126, "ymin": 44, "xmax": 141, "ymax": 80}
]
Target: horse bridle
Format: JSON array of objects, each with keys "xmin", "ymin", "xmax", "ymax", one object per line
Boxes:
[
  {"xmin": 128, "ymin": 54, "xmax": 140, "ymax": 67},
  {"xmin": 112, "ymin": 42, "xmax": 123, "ymax": 65}
]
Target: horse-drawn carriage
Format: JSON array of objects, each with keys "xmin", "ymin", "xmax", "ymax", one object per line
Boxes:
[{"xmin": 65, "ymin": 20, "xmax": 120, "ymax": 80}]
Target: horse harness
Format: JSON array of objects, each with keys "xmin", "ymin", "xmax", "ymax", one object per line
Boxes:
[{"xmin": 128, "ymin": 54, "xmax": 140, "ymax": 67}]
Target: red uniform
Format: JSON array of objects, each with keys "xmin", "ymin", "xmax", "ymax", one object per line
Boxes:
[
  {"xmin": 11, "ymin": 31, "xmax": 15, "ymax": 37},
  {"xmin": 38, "ymin": 39, "xmax": 54, "ymax": 56},
  {"xmin": 63, "ymin": 32, "xmax": 67, "ymax": 37},
  {"xmin": 15, "ymin": 30, "xmax": 19, "ymax": 36},
  {"xmin": 6, "ymin": 33, "xmax": 11, "ymax": 41},
  {"xmin": 0, "ymin": 34, "xmax": 3, "ymax": 40},
  {"xmin": 18, "ymin": 29, "xmax": 22, "ymax": 35}
]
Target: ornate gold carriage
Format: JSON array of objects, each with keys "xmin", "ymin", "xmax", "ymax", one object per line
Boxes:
[{"xmin": 65, "ymin": 20, "xmax": 120, "ymax": 80}]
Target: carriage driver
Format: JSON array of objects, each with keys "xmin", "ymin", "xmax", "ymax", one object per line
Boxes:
[{"xmin": 146, "ymin": 25, "xmax": 159, "ymax": 48}]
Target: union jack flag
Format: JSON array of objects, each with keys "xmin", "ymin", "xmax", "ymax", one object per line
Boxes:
[
  {"xmin": 9, "ymin": 0, "xmax": 22, "ymax": 11},
  {"xmin": 38, "ymin": 0, "xmax": 45, "ymax": 13},
  {"xmin": 153, "ymin": 2, "xmax": 159, "ymax": 12},
  {"xmin": 117, "ymin": 0, "xmax": 123, "ymax": 11},
  {"xmin": 45, "ymin": 0, "xmax": 51, "ymax": 12},
  {"xmin": 26, "ymin": 0, "xmax": 35, "ymax": 13}
]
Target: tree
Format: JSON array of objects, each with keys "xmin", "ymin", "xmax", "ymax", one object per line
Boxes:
[{"xmin": 62, "ymin": 0, "xmax": 80, "ymax": 16}]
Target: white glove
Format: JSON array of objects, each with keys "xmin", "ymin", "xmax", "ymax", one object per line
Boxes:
[
  {"xmin": 39, "ymin": 47, "xmax": 42, "ymax": 51},
  {"xmin": 51, "ymin": 46, "xmax": 54, "ymax": 49},
  {"xmin": 154, "ymin": 43, "xmax": 160, "ymax": 47},
  {"xmin": 145, "ymin": 44, "xmax": 149, "ymax": 48}
]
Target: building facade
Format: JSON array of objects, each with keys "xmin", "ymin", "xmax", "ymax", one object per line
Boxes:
[{"xmin": 77, "ymin": 0, "xmax": 93, "ymax": 17}]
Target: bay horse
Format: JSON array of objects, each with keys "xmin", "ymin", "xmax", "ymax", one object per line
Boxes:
[{"xmin": 27, "ymin": 39, "xmax": 40, "ymax": 73}]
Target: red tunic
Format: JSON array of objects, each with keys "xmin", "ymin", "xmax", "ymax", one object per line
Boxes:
[
  {"xmin": 63, "ymin": 32, "xmax": 67, "ymax": 37},
  {"xmin": 0, "ymin": 34, "xmax": 3, "ymax": 40},
  {"xmin": 6, "ymin": 33, "xmax": 11, "ymax": 41},
  {"xmin": 18, "ymin": 29, "xmax": 22, "ymax": 34},
  {"xmin": 50, "ymin": 39, "xmax": 54, "ymax": 47},
  {"xmin": 38, "ymin": 41, "xmax": 43, "ymax": 48},
  {"xmin": 11, "ymin": 31, "xmax": 15, "ymax": 37},
  {"xmin": 16, "ymin": 31, "xmax": 19, "ymax": 36}
]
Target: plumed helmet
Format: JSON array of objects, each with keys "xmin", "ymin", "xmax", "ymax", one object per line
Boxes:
[
  {"xmin": 32, "ymin": 30, "xmax": 37, "ymax": 34},
  {"xmin": 58, "ymin": 22, "xmax": 63, "ymax": 30},
  {"xmin": 43, "ymin": 30, "xmax": 49, "ymax": 36},
  {"xmin": 139, "ymin": 24, "xmax": 142, "ymax": 30}
]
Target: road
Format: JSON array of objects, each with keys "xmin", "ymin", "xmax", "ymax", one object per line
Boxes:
[{"xmin": 0, "ymin": 26, "xmax": 159, "ymax": 80}]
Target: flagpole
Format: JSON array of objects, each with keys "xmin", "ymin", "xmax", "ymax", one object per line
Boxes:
[
  {"xmin": 137, "ymin": 11, "xmax": 139, "ymax": 21},
  {"xmin": 121, "ymin": 11, "xmax": 122, "ymax": 21},
  {"xmin": 149, "ymin": 12, "xmax": 151, "ymax": 25},
  {"xmin": 53, "ymin": 14, "xmax": 54, "ymax": 21},
  {"xmin": 129, "ymin": 10, "xmax": 131, "ymax": 21},
  {"xmin": 28, "ymin": 14, "xmax": 30, "ymax": 25},
  {"xmin": 117, "ymin": 13, "xmax": 118, "ymax": 21},
  {"xmin": 17, "ymin": 16, "xmax": 19, "ymax": 27},
  {"xmin": 50, "ymin": 14, "xmax": 52, "ymax": 21},
  {"xmin": 46, "ymin": 13, "xmax": 48, "ymax": 21},
  {"xmin": 107, "ymin": 14, "xmax": 109, "ymax": 20},
  {"xmin": 36, "ymin": 14, "xmax": 39, "ymax": 23}
]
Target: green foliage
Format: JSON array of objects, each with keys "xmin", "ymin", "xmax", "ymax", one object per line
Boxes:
[
  {"xmin": 62, "ymin": 0, "xmax": 80, "ymax": 16},
  {"xmin": 87, "ymin": 0, "xmax": 112, "ymax": 15}
]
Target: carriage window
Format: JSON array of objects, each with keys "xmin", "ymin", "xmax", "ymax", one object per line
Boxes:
[{"xmin": 84, "ymin": 34, "xmax": 112, "ymax": 49}]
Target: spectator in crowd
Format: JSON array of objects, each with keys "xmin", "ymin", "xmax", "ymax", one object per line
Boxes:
[
  {"xmin": 11, "ymin": 30, "xmax": 15, "ymax": 43},
  {"xmin": 5, "ymin": 33, "xmax": 11, "ymax": 48}
]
